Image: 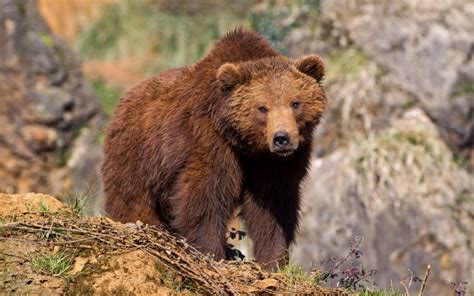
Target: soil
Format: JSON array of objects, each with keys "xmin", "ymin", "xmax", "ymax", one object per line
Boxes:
[{"xmin": 0, "ymin": 193, "xmax": 349, "ymax": 295}]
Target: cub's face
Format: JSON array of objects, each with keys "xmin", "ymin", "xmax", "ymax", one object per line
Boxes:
[{"xmin": 215, "ymin": 55, "xmax": 327, "ymax": 156}]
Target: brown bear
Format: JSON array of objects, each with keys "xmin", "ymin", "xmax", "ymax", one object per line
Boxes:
[{"xmin": 101, "ymin": 29, "xmax": 327, "ymax": 267}]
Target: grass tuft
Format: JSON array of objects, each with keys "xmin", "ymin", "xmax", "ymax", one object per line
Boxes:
[
  {"xmin": 29, "ymin": 251, "xmax": 73, "ymax": 277},
  {"xmin": 357, "ymin": 290, "xmax": 404, "ymax": 296},
  {"xmin": 67, "ymin": 194, "xmax": 90, "ymax": 216},
  {"xmin": 38, "ymin": 201, "xmax": 50, "ymax": 215},
  {"xmin": 280, "ymin": 264, "xmax": 319, "ymax": 287}
]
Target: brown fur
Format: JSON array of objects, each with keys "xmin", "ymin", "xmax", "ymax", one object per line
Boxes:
[{"xmin": 101, "ymin": 29, "xmax": 327, "ymax": 267}]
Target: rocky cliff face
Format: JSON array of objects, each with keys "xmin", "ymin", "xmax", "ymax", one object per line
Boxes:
[
  {"xmin": 0, "ymin": 0, "xmax": 103, "ymax": 211},
  {"xmin": 324, "ymin": 0, "xmax": 474, "ymax": 160},
  {"xmin": 287, "ymin": 1, "xmax": 474, "ymax": 294},
  {"xmin": 293, "ymin": 109, "xmax": 473, "ymax": 295}
]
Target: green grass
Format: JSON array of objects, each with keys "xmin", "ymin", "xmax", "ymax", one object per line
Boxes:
[
  {"xmin": 25, "ymin": 200, "xmax": 53, "ymax": 215},
  {"xmin": 280, "ymin": 264, "xmax": 319, "ymax": 287},
  {"xmin": 357, "ymin": 291, "xmax": 404, "ymax": 296},
  {"xmin": 451, "ymin": 83, "xmax": 474, "ymax": 97},
  {"xmin": 91, "ymin": 79, "xmax": 122, "ymax": 118},
  {"xmin": 327, "ymin": 48, "xmax": 370, "ymax": 77},
  {"xmin": 78, "ymin": 0, "xmax": 247, "ymax": 72},
  {"xmin": 38, "ymin": 201, "xmax": 50, "ymax": 215},
  {"xmin": 67, "ymin": 194, "xmax": 90, "ymax": 216},
  {"xmin": 249, "ymin": 0, "xmax": 321, "ymax": 54},
  {"xmin": 29, "ymin": 251, "xmax": 73, "ymax": 277},
  {"xmin": 40, "ymin": 32, "xmax": 55, "ymax": 47}
]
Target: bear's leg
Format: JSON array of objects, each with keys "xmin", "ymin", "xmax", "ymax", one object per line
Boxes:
[
  {"xmin": 170, "ymin": 155, "xmax": 241, "ymax": 260},
  {"xmin": 241, "ymin": 191, "xmax": 299, "ymax": 268}
]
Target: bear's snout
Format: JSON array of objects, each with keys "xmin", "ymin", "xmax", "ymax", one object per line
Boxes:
[
  {"xmin": 273, "ymin": 131, "xmax": 290, "ymax": 149},
  {"xmin": 267, "ymin": 108, "xmax": 299, "ymax": 156},
  {"xmin": 271, "ymin": 130, "xmax": 297, "ymax": 156}
]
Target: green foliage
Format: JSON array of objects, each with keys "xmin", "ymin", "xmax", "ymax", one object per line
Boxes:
[
  {"xmin": 150, "ymin": 11, "xmax": 239, "ymax": 71},
  {"xmin": 327, "ymin": 48, "xmax": 370, "ymax": 77},
  {"xmin": 357, "ymin": 290, "xmax": 404, "ymax": 296},
  {"xmin": 451, "ymin": 83, "xmax": 474, "ymax": 97},
  {"xmin": 91, "ymin": 80, "xmax": 122, "ymax": 118},
  {"xmin": 401, "ymin": 99, "xmax": 418, "ymax": 110},
  {"xmin": 40, "ymin": 32, "xmax": 55, "ymax": 47},
  {"xmin": 280, "ymin": 264, "xmax": 318, "ymax": 287},
  {"xmin": 29, "ymin": 251, "xmax": 73, "ymax": 277},
  {"xmin": 68, "ymin": 194, "xmax": 89, "ymax": 216},
  {"xmin": 58, "ymin": 147, "xmax": 72, "ymax": 167},
  {"xmin": 249, "ymin": 0, "xmax": 321, "ymax": 54},
  {"xmin": 78, "ymin": 0, "xmax": 246, "ymax": 72},
  {"xmin": 77, "ymin": 0, "xmax": 157, "ymax": 61},
  {"xmin": 14, "ymin": 0, "xmax": 26, "ymax": 16},
  {"xmin": 249, "ymin": 6, "xmax": 293, "ymax": 54},
  {"xmin": 38, "ymin": 201, "xmax": 50, "ymax": 215}
]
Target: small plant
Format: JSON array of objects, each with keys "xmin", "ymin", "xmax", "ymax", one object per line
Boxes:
[
  {"xmin": 38, "ymin": 201, "xmax": 50, "ymax": 215},
  {"xmin": 25, "ymin": 201, "xmax": 34, "ymax": 212},
  {"xmin": 249, "ymin": 0, "xmax": 321, "ymax": 54},
  {"xmin": 68, "ymin": 194, "xmax": 89, "ymax": 216},
  {"xmin": 357, "ymin": 291, "xmax": 404, "ymax": 296},
  {"xmin": 281, "ymin": 264, "xmax": 318, "ymax": 287},
  {"xmin": 92, "ymin": 79, "xmax": 122, "ymax": 118},
  {"xmin": 449, "ymin": 282, "xmax": 468, "ymax": 296},
  {"xmin": 28, "ymin": 251, "xmax": 73, "ymax": 277},
  {"xmin": 24, "ymin": 200, "xmax": 53, "ymax": 215},
  {"xmin": 315, "ymin": 237, "xmax": 377, "ymax": 290}
]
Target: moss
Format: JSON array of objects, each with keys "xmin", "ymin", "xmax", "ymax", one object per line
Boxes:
[
  {"xmin": 58, "ymin": 147, "xmax": 72, "ymax": 167},
  {"xmin": 58, "ymin": 123, "xmax": 89, "ymax": 167},
  {"xmin": 14, "ymin": 0, "xmax": 26, "ymax": 16},
  {"xmin": 453, "ymin": 153, "xmax": 469, "ymax": 169},
  {"xmin": 456, "ymin": 192, "xmax": 474, "ymax": 205},
  {"xmin": 402, "ymin": 99, "xmax": 418, "ymax": 110},
  {"xmin": 40, "ymin": 32, "xmax": 55, "ymax": 47},
  {"xmin": 327, "ymin": 48, "xmax": 371, "ymax": 77},
  {"xmin": 451, "ymin": 83, "xmax": 474, "ymax": 98}
]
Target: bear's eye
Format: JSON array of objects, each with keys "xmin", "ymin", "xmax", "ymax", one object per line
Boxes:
[
  {"xmin": 258, "ymin": 106, "xmax": 268, "ymax": 114},
  {"xmin": 292, "ymin": 101, "xmax": 300, "ymax": 109}
]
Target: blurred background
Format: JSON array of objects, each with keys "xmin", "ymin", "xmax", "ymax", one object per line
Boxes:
[{"xmin": 0, "ymin": 0, "xmax": 472, "ymax": 294}]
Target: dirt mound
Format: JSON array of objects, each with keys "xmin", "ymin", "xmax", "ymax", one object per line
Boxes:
[{"xmin": 0, "ymin": 193, "xmax": 348, "ymax": 295}]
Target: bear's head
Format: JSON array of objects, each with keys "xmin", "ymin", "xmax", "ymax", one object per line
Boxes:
[{"xmin": 213, "ymin": 55, "xmax": 327, "ymax": 157}]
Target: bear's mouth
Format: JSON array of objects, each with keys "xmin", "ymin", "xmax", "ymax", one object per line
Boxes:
[{"xmin": 274, "ymin": 149, "xmax": 296, "ymax": 157}]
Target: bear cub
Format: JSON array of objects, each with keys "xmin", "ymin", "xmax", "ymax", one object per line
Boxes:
[{"xmin": 102, "ymin": 29, "xmax": 327, "ymax": 267}]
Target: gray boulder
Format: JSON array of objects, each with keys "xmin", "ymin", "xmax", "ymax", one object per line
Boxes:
[
  {"xmin": 0, "ymin": 0, "xmax": 104, "ymax": 212},
  {"xmin": 323, "ymin": 0, "xmax": 474, "ymax": 158},
  {"xmin": 292, "ymin": 108, "xmax": 473, "ymax": 294}
]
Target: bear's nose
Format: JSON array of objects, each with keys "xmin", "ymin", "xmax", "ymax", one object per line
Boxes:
[{"xmin": 273, "ymin": 131, "xmax": 290, "ymax": 149}]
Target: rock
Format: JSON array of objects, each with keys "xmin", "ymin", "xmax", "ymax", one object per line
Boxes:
[
  {"xmin": 322, "ymin": 0, "xmax": 474, "ymax": 158},
  {"xmin": 0, "ymin": 0, "xmax": 104, "ymax": 212},
  {"xmin": 292, "ymin": 108, "xmax": 474, "ymax": 295}
]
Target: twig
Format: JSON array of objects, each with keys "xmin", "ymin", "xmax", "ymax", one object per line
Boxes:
[
  {"xmin": 321, "ymin": 236, "xmax": 363, "ymax": 281},
  {"xmin": 418, "ymin": 263, "xmax": 431, "ymax": 296},
  {"xmin": 0, "ymin": 212, "xmax": 350, "ymax": 295}
]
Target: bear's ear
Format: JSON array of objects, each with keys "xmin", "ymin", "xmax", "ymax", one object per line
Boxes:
[
  {"xmin": 216, "ymin": 63, "xmax": 243, "ymax": 92},
  {"xmin": 295, "ymin": 55, "xmax": 325, "ymax": 83}
]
